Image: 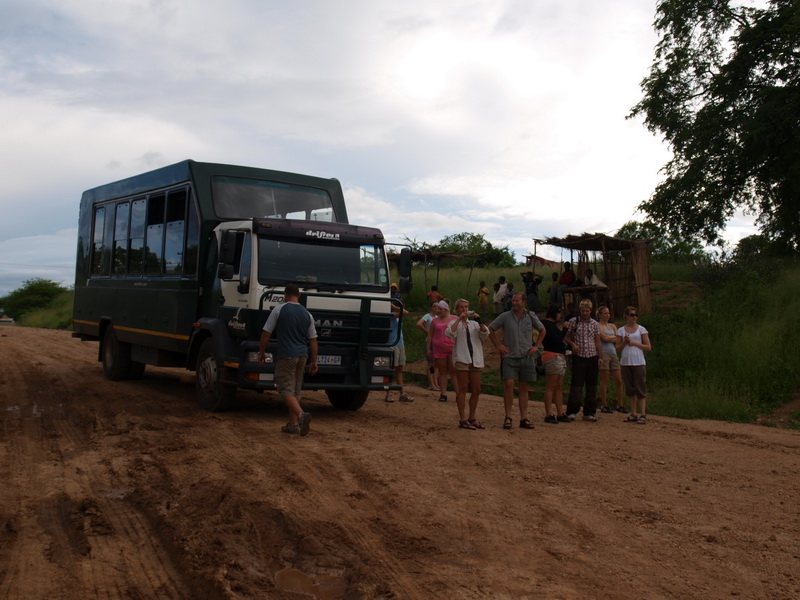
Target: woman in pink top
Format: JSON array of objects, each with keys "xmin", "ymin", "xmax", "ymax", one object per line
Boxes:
[{"xmin": 426, "ymin": 300, "xmax": 459, "ymax": 402}]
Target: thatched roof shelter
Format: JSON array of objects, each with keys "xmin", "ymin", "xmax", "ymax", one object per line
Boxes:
[{"xmin": 531, "ymin": 233, "xmax": 652, "ymax": 316}]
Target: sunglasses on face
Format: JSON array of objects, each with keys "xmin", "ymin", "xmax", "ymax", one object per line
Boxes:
[{"xmin": 628, "ymin": 313, "xmax": 638, "ymax": 317}]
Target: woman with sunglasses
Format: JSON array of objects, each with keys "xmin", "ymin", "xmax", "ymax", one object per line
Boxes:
[{"xmin": 616, "ymin": 306, "xmax": 652, "ymax": 424}]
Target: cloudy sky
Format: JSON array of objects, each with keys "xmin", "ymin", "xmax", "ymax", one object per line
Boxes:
[{"xmin": 0, "ymin": 0, "xmax": 754, "ymax": 297}]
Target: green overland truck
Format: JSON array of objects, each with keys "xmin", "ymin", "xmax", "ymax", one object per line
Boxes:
[{"xmin": 72, "ymin": 160, "xmax": 411, "ymax": 411}]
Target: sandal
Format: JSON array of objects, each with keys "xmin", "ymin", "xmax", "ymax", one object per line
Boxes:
[
  {"xmin": 503, "ymin": 416, "xmax": 513, "ymax": 429},
  {"xmin": 519, "ymin": 418, "xmax": 535, "ymax": 429},
  {"xmin": 458, "ymin": 420, "xmax": 477, "ymax": 430},
  {"xmin": 600, "ymin": 406, "xmax": 614, "ymax": 414},
  {"xmin": 467, "ymin": 419, "xmax": 485, "ymax": 429},
  {"xmin": 624, "ymin": 414, "xmax": 638, "ymax": 423},
  {"xmin": 637, "ymin": 414, "xmax": 647, "ymax": 424},
  {"xmin": 438, "ymin": 394, "xmax": 448, "ymax": 402}
]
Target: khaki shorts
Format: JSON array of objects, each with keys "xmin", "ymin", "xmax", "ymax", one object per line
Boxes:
[
  {"xmin": 454, "ymin": 361, "xmax": 481, "ymax": 372},
  {"xmin": 275, "ymin": 357, "xmax": 307, "ymax": 398},
  {"xmin": 599, "ymin": 352, "xmax": 620, "ymax": 371},
  {"xmin": 392, "ymin": 345, "xmax": 406, "ymax": 367},
  {"xmin": 500, "ymin": 355, "xmax": 537, "ymax": 382},
  {"xmin": 543, "ymin": 353, "xmax": 566, "ymax": 376}
]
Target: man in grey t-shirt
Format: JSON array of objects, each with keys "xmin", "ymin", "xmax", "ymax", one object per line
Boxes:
[
  {"xmin": 488, "ymin": 292, "xmax": 546, "ymax": 430},
  {"xmin": 258, "ymin": 283, "xmax": 318, "ymax": 436}
]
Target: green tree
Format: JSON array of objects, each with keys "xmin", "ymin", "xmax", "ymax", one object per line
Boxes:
[
  {"xmin": 630, "ymin": 0, "xmax": 800, "ymax": 249},
  {"xmin": 0, "ymin": 278, "xmax": 69, "ymax": 319},
  {"xmin": 615, "ymin": 220, "xmax": 704, "ymax": 261},
  {"xmin": 435, "ymin": 232, "xmax": 516, "ymax": 268}
]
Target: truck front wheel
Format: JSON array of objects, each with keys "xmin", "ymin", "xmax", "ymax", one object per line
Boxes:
[
  {"xmin": 326, "ymin": 390, "xmax": 368, "ymax": 411},
  {"xmin": 195, "ymin": 338, "xmax": 236, "ymax": 411}
]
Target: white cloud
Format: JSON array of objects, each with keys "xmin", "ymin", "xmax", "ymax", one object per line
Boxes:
[{"xmin": 0, "ymin": 0, "xmax": 757, "ymax": 289}]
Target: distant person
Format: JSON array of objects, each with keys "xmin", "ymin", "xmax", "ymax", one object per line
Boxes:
[
  {"xmin": 522, "ymin": 271, "xmax": 543, "ymax": 311},
  {"xmin": 416, "ymin": 300, "xmax": 441, "ymax": 391},
  {"xmin": 258, "ymin": 283, "xmax": 317, "ymax": 436},
  {"xmin": 582, "ymin": 268, "xmax": 606, "ymax": 288},
  {"xmin": 477, "ymin": 280, "xmax": 490, "ymax": 314},
  {"xmin": 390, "ymin": 282, "xmax": 402, "ymax": 300},
  {"xmin": 596, "ymin": 306, "xmax": 626, "ymax": 414},
  {"xmin": 564, "ymin": 298, "xmax": 602, "ymax": 422},
  {"xmin": 489, "ymin": 292, "xmax": 545, "ymax": 430},
  {"xmin": 386, "ymin": 301, "xmax": 412, "ymax": 403},
  {"xmin": 493, "ymin": 276, "xmax": 507, "ymax": 316},
  {"xmin": 426, "ymin": 300, "xmax": 458, "ymax": 402},
  {"xmin": 541, "ymin": 303, "xmax": 569, "ymax": 424},
  {"xmin": 446, "ymin": 299, "xmax": 490, "ymax": 430},
  {"xmin": 427, "ymin": 285, "xmax": 443, "ymax": 304},
  {"xmin": 617, "ymin": 306, "xmax": 652, "ymax": 424},
  {"xmin": 549, "ymin": 262, "xmax": 576, "ymax": 305},
  {"xmin": 504, "ymin": 282, "xmax": 514, "ymax": 312}
]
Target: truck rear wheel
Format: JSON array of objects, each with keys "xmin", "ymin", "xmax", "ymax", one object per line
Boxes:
[
  {"xmin": 195, "ymin": 338, "xmax": 236, "ymax": 411},
  {"xmin": 102, "ymin": 326, "xmax": 132, "ymax": 381},
  {"xmin": 326, "ymin": 390, "xmax": 368, "ymax": 411}
]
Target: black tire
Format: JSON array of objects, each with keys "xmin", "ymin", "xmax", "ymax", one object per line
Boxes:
[
  {"xmin": 195, "ymin": 338, "xmax": 236, "ymax": 411},
  {"xmin": 326, "ymin": 390, "xmax": 368, "ymax": 411},
  {"xmin": 102, "ymin": 326, "xmax": 132, "ymax": 381}
]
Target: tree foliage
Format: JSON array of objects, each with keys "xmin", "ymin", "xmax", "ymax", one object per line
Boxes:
[
  {"xmin": 0, "ymin": 278, "xmax": 69, "ymax": 319},
  {"xmin": 615, "ymin": 220, "xmax": 704, "ymax": 261},
  {"xmin": 434, "ymin": 232, "xmax": 516, "ymax": 268},
  {"xmin": 630, "ymin": 0, "xmax": 800, "ymax": 249}
]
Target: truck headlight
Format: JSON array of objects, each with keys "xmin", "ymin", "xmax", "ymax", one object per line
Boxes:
[
  {"xmin": 248, "ymin": 352, "xmax": 273, "ymax": 364},
  {"xmin": 372, "ymin": 356, "xmax": 391, "ymax": 368}
]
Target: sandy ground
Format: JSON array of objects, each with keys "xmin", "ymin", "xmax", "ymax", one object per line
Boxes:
[{"xmin": 1, "ymin": 325, "xmax": 799, "ymax": 600}]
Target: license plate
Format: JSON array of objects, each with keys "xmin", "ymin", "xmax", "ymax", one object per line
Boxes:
[{"xmin": 317, "ymin": 355, "xmax": 342, "ymax": 366}]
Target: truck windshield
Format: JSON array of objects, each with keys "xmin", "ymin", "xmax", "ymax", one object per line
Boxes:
[
  {"xmin": 212, "ymin": 176, "xmax": 335, "ymax": 221},
  {"xmin": 257, "ymin": 238, "xmax": 389, "ymax": 291}
]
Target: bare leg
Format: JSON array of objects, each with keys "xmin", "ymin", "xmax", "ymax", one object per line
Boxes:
[
  {"xmin": 518, "ymin": 381, "xmax": 529, "ymax": 420},
  {"xmin": 503, "ymin": 379, "xmax": 515, "ymax": 418},
  {"xmin": 455, "ymin": 370, "xmax": 469, "ymax": 421},
  {"xmin": 467, "ymin": 370, "xmax": 482, "ymax": 421}
]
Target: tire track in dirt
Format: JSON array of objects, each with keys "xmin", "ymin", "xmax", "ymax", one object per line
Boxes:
[{"xmin": 0, "ymin": 334, "xmax": 203, "ymax": 599}]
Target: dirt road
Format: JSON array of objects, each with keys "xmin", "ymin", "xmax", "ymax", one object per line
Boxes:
[{"xmin": 1, "ymin": 326, "xmax": 799, "ymax": 599}]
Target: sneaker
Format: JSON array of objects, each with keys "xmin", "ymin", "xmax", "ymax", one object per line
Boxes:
[
  {"xmin": 298, "ymin": 412, "xmax": 312, "ymax": 436},
  {"xmin": 616, "ymin": 406, "xmax": 629, "ymax": 414},
  {"xmin": 281, "ymin": 423, "xmax": 300, "ymax": 434},
  {"xmin": 399, "ymin": 392, "xmax": 413, "ymax": 402},
  {"xmin": 557, "ymin": 414, "xmax": 572, "ymax": 423},
  {"xmin": 566, "ymin": 413, "xmax": 577, "ymax": 422},
  {"xmin": 582, "ymin": 414, "xmax": 598, "ymax": 422},
  {"xmin": 544, "ymin": 415, "xmax": 558, "ymax": 425},
  {"xmin": 384, "ymin": 393, "xmax": 395, "ymax": 403},
  {"xmin": 600, "ymin": 406, "xmax": 614, "ymax": 414}
]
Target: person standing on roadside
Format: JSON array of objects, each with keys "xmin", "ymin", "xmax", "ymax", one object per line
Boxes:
[
  {"xmin": 427, "ymin": 300, "xmax": 458, "ymax": 402},
  {"xmin": 477, "ymin": 280, "xmax": 490, "ymax": 314},
  {"xmin": 564, "ymin": 299, "xmax": 603, "ymax": 422},
  {"xmin": 416, "ymin": 300, "xmax": 441, "ymax": 391},
  {"xmin": 493, "ymin": 276, "xmax": 508, "ymax": 317},
  {"xmin": 446, "ymin": 298, "xmax": 490, "ymax": 430},
  {"xmin": 541, "ymin": 303, "xmax": 570, "ymax": 424},
  {"xmin": 596, "ymin": 305, "xmax": 626, "ymax": 414},
  {"xmin": 617, "ymin": 306, "xmax": 652, "ymax": 424},
  {"xmin": 489, "ymin": 292, "xmax": 546, "ymax": 430},
  {"xmin": 386, "ymin": 301, "xmax": 412, "ymax": 403},
  {"xmin": 258, "ymin": 283, "xmax": 318, "ymax": 436}
]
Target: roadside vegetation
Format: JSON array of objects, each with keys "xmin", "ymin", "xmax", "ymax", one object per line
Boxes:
[{"xmin": 4, "ymin": 246, "xmax": 800, "ymax": 426}]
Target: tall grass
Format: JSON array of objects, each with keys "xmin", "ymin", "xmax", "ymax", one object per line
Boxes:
[
  {"xmin": 644, "ymin": 259, "xmax": 800, "ymax": 421},
  {"xmin": 16, "ymin": 291, "xmax": 73, "ymax": 329}
]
